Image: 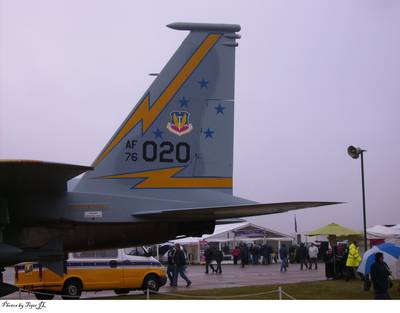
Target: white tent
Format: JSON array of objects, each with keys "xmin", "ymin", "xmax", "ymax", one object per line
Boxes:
[
  {"xmin": 172, "ymin": 222, "xmax": 250, "ymax": 244},
  {"xmin": 367, "ymin": 225, "xmax": 400, "ymax": 243},
  {"xmin": 392, "ymin": 224, "xmax": 400, "ymax": 231},
  {"xmin": 170, "ymin": 222, "xmax": 293, "ymax": 264},
  {"xmin": 172, "ymin": 222, "xmax": 292, "ymax": 244}
]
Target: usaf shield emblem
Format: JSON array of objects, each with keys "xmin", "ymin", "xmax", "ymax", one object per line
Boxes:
[{"xmin": 166, "ymin": 111, "xmax": 193, "ymax": 136}]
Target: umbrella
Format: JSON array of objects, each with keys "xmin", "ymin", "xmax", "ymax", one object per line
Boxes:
[{"xmin": 357, "ymin": 242, "xmax": 400, "ymax": 278}]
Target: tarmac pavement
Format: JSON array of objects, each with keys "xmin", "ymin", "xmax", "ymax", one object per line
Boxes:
[{"xmin": 2, "ymin": 263, "xmax": 326, "ymax": 299}]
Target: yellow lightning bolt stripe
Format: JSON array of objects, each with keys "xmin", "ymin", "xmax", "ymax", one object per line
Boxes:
[
  {"xmin": 102, "ymin": 167, "xmax": 232, "ymax": 189},
  {"xmin": 93, "ymin": 33, "xmax": 222, "ymax": 167}
]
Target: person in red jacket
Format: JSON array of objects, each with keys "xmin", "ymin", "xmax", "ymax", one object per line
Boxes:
[{"xmin": 232, "ymin": 246, "xmax": 240, "ymax": 265}]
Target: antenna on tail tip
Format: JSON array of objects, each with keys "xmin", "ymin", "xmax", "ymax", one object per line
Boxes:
[{"xmin": 167, "ymin": 22, "xmax": 241, "ymax": 33}]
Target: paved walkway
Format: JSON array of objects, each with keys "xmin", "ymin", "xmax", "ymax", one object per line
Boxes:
[
  {"xmin": 2, "ymin": 263, "xmax": 326, "ymax": 299},
  {"xmin": 170, "ymin": 263, "xmax": 325, "ymax": 289}
]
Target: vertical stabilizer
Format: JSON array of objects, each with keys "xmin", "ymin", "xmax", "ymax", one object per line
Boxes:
[{"xmin": 77, "ymin": 22, "xmax": 240, "ymax": 194}]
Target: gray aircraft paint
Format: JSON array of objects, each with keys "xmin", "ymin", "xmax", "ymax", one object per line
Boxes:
[
  {"xmin": 71, "ymin": 23, "xmax": 251, "ymax": 216},
  {"xmin": 77, "ymin": 24, "xmax": 236, "ymax": 197},
  {"xmin": 0, "ymin": 24, "xmax": 337, "ymax": 288}
]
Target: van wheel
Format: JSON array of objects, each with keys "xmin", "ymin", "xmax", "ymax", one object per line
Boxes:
[
  {"xmin": 114, "ymin": 289, "xmax": 130, "ymax": 295},
  {"xmin": 34, "ymin": 292, "xmax": 55, "ymax": 300},
  {"xmin": 142, "ymin": 274, "xmax": 159, "ymax": 293},
  {"xmin": 62, "ymin": 279, "xmax": 82, "ymax": 300}
]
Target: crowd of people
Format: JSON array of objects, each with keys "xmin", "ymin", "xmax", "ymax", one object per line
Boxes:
[
  {"xmin": 234, "ymin": 242, "xmax": 276, "ymax": 267},
  {"xmin": 201, "ymin": 242, "xmax": 322, "ymax": 273},
  {"xmin": 164, "ymin": 240, "xmax": 396, "ymax": 300},
  {"xmin": 205, "ymin": 242, "xmax": 325, "ymax": 271}
]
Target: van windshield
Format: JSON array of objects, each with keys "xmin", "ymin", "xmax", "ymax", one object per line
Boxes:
[
  {"xmin": 72, "ymin": 249, "xmax": 118, "ymax": 259},
  {"xmin": 124, "ymin": 247, "xmax": 148, "ymax": 257}
]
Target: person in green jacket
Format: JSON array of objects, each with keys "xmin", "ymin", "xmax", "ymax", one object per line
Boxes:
[{"xmin": 345, "ymin": 241, "xmax": 362, "ymax": 281}]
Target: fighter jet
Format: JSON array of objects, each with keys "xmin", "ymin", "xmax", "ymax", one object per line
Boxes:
[{"xmin": 0, "ymin": 22, "xmax": 338, "ymax": 295}]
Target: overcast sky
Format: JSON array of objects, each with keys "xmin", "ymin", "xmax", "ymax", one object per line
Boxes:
[{"xmin": 1, "ymin": 0, "xmax": 399, "ymax": 235}]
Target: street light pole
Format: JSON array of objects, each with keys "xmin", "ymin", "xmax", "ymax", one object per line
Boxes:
[
  {"xmin": 347, "ymin": 146, "xmax": 368, "ymax": 251},
  {"xmin": 360, "ymin": 151, "xmax": 368, "ymax": 251}
]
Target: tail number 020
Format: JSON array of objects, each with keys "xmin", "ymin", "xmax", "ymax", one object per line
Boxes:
[{"xmin": 142, "ymin": 141, "xmax": 190, "ymax": 163}]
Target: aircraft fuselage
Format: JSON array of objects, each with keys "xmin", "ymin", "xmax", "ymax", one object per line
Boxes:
[{"xmin": 1, "ymin": 192, "xmax": 214, "ymax": 267}]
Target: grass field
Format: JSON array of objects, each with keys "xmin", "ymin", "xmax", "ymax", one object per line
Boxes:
[{"xmin": 96, "ymin": 279, "xmax": 400, "ymax": 300}]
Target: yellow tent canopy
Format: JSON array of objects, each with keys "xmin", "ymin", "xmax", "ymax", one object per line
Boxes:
[
  {"xmin": 306, "ymin": 223, "xmax": 362, "ymax": 246},
  {"xmin": 306, "ymin": 223, "xmax": 362, "ymax": 238}
]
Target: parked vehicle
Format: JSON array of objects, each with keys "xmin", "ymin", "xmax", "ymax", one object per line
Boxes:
[{"xmin": 14, "ymin": 247, "xmax": 167, "ymax": 299}]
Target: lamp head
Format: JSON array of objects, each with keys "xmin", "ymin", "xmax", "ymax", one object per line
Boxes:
[{"xmin": 347, "ymin": 145, "xmax": 363, "ymax": 159}]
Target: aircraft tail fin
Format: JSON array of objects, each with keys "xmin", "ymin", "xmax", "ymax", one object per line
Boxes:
[{"xmin": 77, "ymin": 22, "xmax": 240, "ymax": 193}]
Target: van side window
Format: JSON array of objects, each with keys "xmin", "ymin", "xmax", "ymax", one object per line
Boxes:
[
  {"xmin": 72, "ymin": 249, "xmax": 118, "ymax": 259},
  {"xmin": 73, "ymin": 251, "xmax": 96, "ymax": 258},
  {"xmin": 124, "ymin": 247, "xmax": 147, "ymax": 256},
  {"xmin": 95, "ymin": 250, "xmax": 118, "ymax": 258}
]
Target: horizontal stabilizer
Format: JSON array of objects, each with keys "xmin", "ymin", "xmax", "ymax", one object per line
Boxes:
[
  {"xmin": 133, "ymin": 201, "xmax": 341, "ymax": 221},
  {"xmin": 0, "ymin": 160, "xmax": 92, "ymax": 194}
]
